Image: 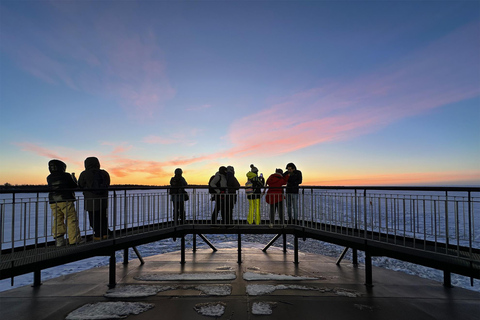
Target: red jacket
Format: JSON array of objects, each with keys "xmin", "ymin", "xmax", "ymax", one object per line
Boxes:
[{"xmin": 265, "ymin": 173, "xmax": 288, "ymax": 204}]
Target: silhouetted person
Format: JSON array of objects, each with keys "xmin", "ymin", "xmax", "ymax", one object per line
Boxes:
[
  {"xmin": 47, "ymin": 159, "xmax": 82, "ymax": 246},
  {"xmin": 210, "ymin": 166, "xmax": 228, "ymax": 223},
  {"xmin": 170, "ymin": 168, "xmax": 188, "ymax": 222},
  {"xmin": 79, "ymin": 157, "xmax": 110, "ymax": 240},
  {"xmin": 225, "ymin": 166, "xmax": 240, "ymax": 223},
  {"xmin": 285, "ymin": 162, "xmax": 302, "ymax": 223}
]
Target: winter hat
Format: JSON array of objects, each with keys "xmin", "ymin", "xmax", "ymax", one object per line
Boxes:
[
  {"xmin": 227, "ymin": 166, "xmax": 235, "ymax": 174},
  {"xmin": 174, "ymin": 168, "xmax": 183, "ymax": 175},
  {"xmin": 250, "ymin": 164, "xmax": 258, "ymax": 173},
  {"xmin": 286, "ymin": 163, "xmax": 296, "ymax": 170},
  {"xmin": 276, "ymin": 168, "xmax": 283, "ymax": 174}
]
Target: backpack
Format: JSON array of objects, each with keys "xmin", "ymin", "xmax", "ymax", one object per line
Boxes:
[
  {"xmin": 208, "ymin": 175, "xmax": 220, "ymax": 194},
  {"xmin": 245, "ymin": 180, "xmax": 254, "ymax": 195},
  {"xmin": 91, "ymin": 170, "xmax": 107, "ymax": 196}
]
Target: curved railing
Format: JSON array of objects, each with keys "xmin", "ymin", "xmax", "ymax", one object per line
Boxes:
[{"xmin": 1, "ymin": 185, "xmax": 479, "ymax": 283}]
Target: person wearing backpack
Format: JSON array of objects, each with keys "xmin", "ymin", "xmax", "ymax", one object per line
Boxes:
[
  {"xmin": 170, "ymin": 168, "xmax": 188, "ymax": 222},
  {"xmin": 265, "ymin": 168, "xmax": 288, "ymax": 227},
  {"xmin": 285, "ymin": 162, "xmax": 302, "ymax": 223},
  {"xmin": 225, "ymin": 166, "xmax": 240, "ymax": 224},
  {"xmin": 78, "ymin": 157, "xmax": 111, "ymax": 240},
  {"xmin": 210, "ymin": 166, "xmax": 228, "ymax": 223},
  {"xmin": 47, "ymin": 159, "xmax": 82, "ymax": 246},
  {"xmin": 246, "ymin": 164, "xmax": 264, "ymax": 225}
]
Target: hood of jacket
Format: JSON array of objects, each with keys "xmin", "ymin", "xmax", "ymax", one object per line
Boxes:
[
  {"xmin": 84, "ymin": 157, "xmax": 101, "ymax": 170},
  {"xmin": 246, "ymin": 171, "xmax": 257, "ymax": 180},
  {"xmin": 48, "ymin": 159, "xmax": 66, "ymax": 173}
]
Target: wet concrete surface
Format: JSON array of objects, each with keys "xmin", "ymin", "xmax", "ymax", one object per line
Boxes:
[{"xmin": 1, "ymin": 246, "xmax": 479, "ymax": 319}]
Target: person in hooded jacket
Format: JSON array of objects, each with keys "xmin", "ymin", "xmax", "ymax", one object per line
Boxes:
[
  {"xmin": 210, "ymin": 166, "xmax": 228, "ymax": 223},
  {"xmin": 47, "ymin": 159, "xmax": 82, "ymax": 246},
  {"xmin": 170, "ymin": 168, "xmax": 188, "ymax": 222},
  {"xmin": 225, "ymin": 166, "xmax": 240, "ymax": 224},
  {"xmin": 265, "ymin": 168, "xmax": 288, "ymax": 227},
  {"xmin": 246, "ymin": 164, "xmax": 264, "ymax": 225},
  {"xmin": 285, "ymin": 162, "xmax": 302, "ymax": 223},
  {"xmin": 78, "ymin": 157, "xmax": 110, "ymax": 240}
]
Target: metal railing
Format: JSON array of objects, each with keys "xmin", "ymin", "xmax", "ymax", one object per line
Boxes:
[{"xmin": 1, "ymin": 186, "xmax": 479, "ymax": 276}]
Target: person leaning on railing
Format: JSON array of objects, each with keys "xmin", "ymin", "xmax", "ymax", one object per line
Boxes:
[
  {"xmin": 78, "ymin": 157, "xmax": 110, "ymax": 240},
  {"xmin": 265, "ymin": 168, "xmax": 288, "ymax": 227},
  {"xmin": 285, "ymin": 162, "xmax": 302, "ymax": 223},
  {"xmin": 169, "ymin": 168, "xmax": 188, "ymax": 222},
  {"xmin": 46, "ymin": 159, "xmax": 82, "ymax": 246}
]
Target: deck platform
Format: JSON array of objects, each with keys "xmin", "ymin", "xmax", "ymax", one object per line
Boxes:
[{"xmin": 0, "ymin": 246, "xmax": 479, "ymax": 320}]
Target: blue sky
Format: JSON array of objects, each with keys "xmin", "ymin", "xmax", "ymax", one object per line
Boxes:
[{"xmin": 1, "ymin": 0, "xmax": 479, "ymax": 186}]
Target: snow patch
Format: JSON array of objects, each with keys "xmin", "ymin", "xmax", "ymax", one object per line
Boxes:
[
  {"xmin": 135, "ymin": 272, "xmax": 236, "ymax": 281},
  {"xmin": 105, "ymin": 284, "xmax": 232, "ymax": 297},
  {"xmin": 194, "ymin": 302, "xmax": 226, "ymax": 317},
  {"xmin": 194, "ymin": 284, "xmax": 232, "ymax": 296},
  {"xmin": 354, "ymin": 304, "xmax": 375, "ymax": 311},
  {"xmin": 65, "ymin": 301, "xmax": 153, "ymax": 319},
  {"xmin": 243, "ymin": 271, "xmax": 317, "ymax": 281},
  {"xmin": 246, "ymin": 284, "xmax": 361, "ymax": 297},
  {"xmin": 252, "ymin": 302, "xmax": 277, "ymax": 315},
  {"xmin": 104, "ymin": 285, "xmax": 174, "ymax": 298}
]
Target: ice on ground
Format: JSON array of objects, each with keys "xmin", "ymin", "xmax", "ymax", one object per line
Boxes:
[
  {"xmin": 135, "ymin": 272, "xmax": 236, "ymax": 281},
  {"xmin": 104, "ymin": 285, "xmax": 174, "ymax": 298},
  {"xmin": 354, "ymin": 304, "xmax": 375, "ymax": 311},
  {"xmin": 105, "ymin": 284, "xmax": 232, "ymax": 297},
  {"xmin": 243, "ymin": 271, "xmax": 317, "ymax": 281},
  {"xmin": 252, "ymin": 302, "xmax": 277, "ymax": 315},
  {"xmin": 194, "ymin": 302, "xmax": 226, "ymax": 317},
  {"xmin": 65, "ymin": 301, "xmax": 153, "ymax": 319},
  {"xmin": 215, "ymin": 266, "xmax": 234, "ymax": 271},
  {"xmin": 247, "ymin": 284, "xmax": 316, "ymax": 295},
  {"xmin": 194, "ymin": 284, "xmax": 232, "ymax": 296},
  {"xmin": 246, "ymin": 284, "xmax": 362, "ymax": 297}
]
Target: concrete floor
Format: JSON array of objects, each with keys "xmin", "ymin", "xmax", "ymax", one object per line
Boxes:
[{"xmin": 1, "ymin": 246, "xmax": 479, "ymax": 320}]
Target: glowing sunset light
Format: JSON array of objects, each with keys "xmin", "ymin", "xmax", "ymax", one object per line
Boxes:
[{"xmin": 1, "ymin": 1, "xmax": 478, "ymax": 187}]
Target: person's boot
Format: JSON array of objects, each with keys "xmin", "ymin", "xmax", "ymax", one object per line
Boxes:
[{"xmin": 55, "ymin": 236, "xmax": 66, "ymax": 247}]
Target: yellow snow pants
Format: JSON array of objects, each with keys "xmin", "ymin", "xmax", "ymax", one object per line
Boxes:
[
  {"xmin": 247, "ymin": 199, "xmax": 261, "ymax": 225},
  {"xmin": 50, "ymin": 201, "xmax": 81, "ymax": 244}
]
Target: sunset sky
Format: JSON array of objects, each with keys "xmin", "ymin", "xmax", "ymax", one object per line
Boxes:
[{"xmin": 1, "ymin": 0, "xmax": 479, "ymax": 187}]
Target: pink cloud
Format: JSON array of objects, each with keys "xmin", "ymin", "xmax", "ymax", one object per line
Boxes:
[{"xmin": 225, "ymin": 21, "xmax": 480, "ymax": 158}]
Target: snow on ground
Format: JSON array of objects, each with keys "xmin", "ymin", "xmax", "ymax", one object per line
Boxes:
[
  {"xmin": 243, "ymin": 271, "xmax": 318, "ymax": 281},
  {"xmin": 193, "ymin": 302, "xmax": 226, "ymax": 317},
  {"xmin": 134, "ymin": 272, "xmax": 236, "ymax": 281},
  {"xmin": 1, "ymin": 234, "xmax": 478, "ymax": 292},
  {"xmin": 65, "ymin": 301, "xmax": 154, "ymax": 320},
  {"xmin": 245, "ymin": 284, "xmax": 361, "ymax": 297},
  {"xmin": 104, "ymin": 284, "xmax": 232, "ymax": 298},
  {"xmin": 251, "ymin": 302, "xmax": 277, "ymax": 315}
]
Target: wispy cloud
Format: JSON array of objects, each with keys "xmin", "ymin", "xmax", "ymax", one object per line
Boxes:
[
  {"xmin": 224, "ymin": 21, "xmax": 480, "ymax": 158},
  {"xmin": 0, "ymin": 4, "xmax": 175, "ymax": 119}
]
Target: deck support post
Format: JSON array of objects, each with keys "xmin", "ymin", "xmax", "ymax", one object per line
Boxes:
[
  {"xmin": 443, "ymin": 271, "xmax": 452, "ymax": 288},
  {"xmin": 32, "ymin": 270, "xmax": 42, "ymax": 287},
  {"xmin": 365, "ymin": 250, "xmax": 373, "ymax": 287},
  {"xmin": 294, "ymin": 235, "xmax": 299, "ymax": 265},
  {"xmin": 108, "ymin": 252, "xmax": 116, "ymax": 288},
  {"xmin": 180, "ymin": 235, "xmax": 186, "ymax": 265},
  {"xmin": 237, "ymin": 233, "xmax": 242, "ymax": 264}
]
